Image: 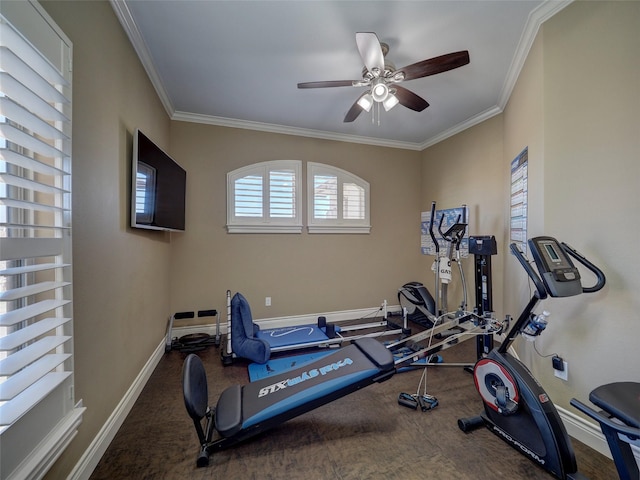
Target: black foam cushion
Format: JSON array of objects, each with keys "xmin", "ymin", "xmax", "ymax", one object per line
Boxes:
[
  {"xmin": 589, "ymin": 382, "xmax": 640, "ymax": 428},
  {"xmin": 353, "ymin": 337, "xmax": 394, "ymax": 371},
  {"xmin": 215, "ymin": 384, "xmax": 243, "ymax": 437},
  {"xmin": 182, "ymin": 354, "xmax": 208, "ymax": 421}
]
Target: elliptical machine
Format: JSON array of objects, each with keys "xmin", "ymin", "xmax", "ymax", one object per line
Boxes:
[
  {"xmin": 399, "ymin": 201, "xmax": 468, "ymax": 327},
  {"xmin": 458, "ymin": 236, "xmax": 638, "ymax": 480}
]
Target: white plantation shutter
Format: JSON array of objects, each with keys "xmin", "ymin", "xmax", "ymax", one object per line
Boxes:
[
  {"xmin": 343, "ymin": 183, "xmax": 365, "ymax": 220},
  {"xmin": 269, "ymin": 169, "xmax": 296, "ymax": 218},
  {"xmin": 234, "ymin": 174, "xmax": 262, "ymax": 217},
  {"xmin": 313, "ymin": 173, "xmax": 338, "ymax": 219},
  {"xmin": 0, "ymin": 3, "xmax": 83, "ymax": 480},
  {"xmin": 308, "ymin": 162, "xmax": 370, "ymax": 234},
  {"xmin": 227, "ymin": 161, "xmax": 369, "ymax": 234},
  {"xmin": 227, "ymin": 160, "xmax": 302, "ymax": 233}
]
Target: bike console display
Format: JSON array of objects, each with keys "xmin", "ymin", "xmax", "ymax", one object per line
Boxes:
[{"xmin": 528, "ymin": 236, "xmax": 582, "ymax": 297}]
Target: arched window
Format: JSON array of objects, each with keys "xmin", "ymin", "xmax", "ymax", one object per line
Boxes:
[
  {"xmin": 226, "ymin": 160, "xmax": 370, "ymax": 234},
  {"xmin": 227, "ymin": 160, "xmax": 302, "ymax": 233},
  {"xmin": 307, "ymin": 162, "xmax": 370, "ymax": 234}
]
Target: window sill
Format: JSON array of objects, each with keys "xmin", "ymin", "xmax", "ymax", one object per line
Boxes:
[
  {"xmin": 307, "ymin": 225, "xmax": 371, "ymax": 234},
  {"xmin": 226, "ymin": 224, "xmax": 303, "ymax": 234},
  {"xmin": 7, "ymin": 404, "xmax": 85, "ymax": 480}
]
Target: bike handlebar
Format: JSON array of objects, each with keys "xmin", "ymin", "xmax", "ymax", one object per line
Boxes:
[
  {"xmin": 560, "ymin": 242, "xmax": 607, "ymax": 293},
  {"xmin": 510, "ymin": 243, "xmax": 547, "ymax": 299}
]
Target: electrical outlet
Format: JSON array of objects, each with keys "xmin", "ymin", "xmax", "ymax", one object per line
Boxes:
[
  {"xmin": 554, "ymin": 360, "xmax": 568, "ymax": 381},
  {"xmin": 265, "ymin": 296, "xmax": 271, "ymax": 307}
]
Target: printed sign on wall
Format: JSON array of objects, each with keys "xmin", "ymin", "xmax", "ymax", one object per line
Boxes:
[{"xmin": 510, "ymin": 147, "xmax": 528, "ymax": 253}]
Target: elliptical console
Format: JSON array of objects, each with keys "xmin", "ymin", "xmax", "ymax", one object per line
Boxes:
[{"xmin": 459, "ymin": 236, "xmax": 607, "ymax": 480}]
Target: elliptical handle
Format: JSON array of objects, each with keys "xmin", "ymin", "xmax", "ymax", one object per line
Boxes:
[
  {"xmin": 560, "ymin": 242, "xmax": 606, "ymax": 293},
  {"xmin": 510, "ymin": 243, "xmax": 548, "ymax": 299},
  {"xmin": 429, "ymin": 201, "xmax": 439, "ymax": 253}
]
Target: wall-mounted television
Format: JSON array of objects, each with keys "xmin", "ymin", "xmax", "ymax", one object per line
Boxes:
[{"xmin": 131, "ymin": 129, "xmax": 186, "ymax": 232}]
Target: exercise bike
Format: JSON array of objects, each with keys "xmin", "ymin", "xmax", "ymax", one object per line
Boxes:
[{"xmin": 459, "ymin": 236, "xmax": 639, "ymax": 480}]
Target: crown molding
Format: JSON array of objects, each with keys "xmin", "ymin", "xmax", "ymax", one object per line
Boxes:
[
  {"xmin": 419, "ymin": 105, "xmax": 504, "ymax": 150},
  {"xmin": 110, "ymin": 0, "xmax": 175, "ymax": 118},
  {"xmin": 421, "ymin": 0, "xmax": 574, "ymax": 149},
  {"xmin": 113, "ymin": 0, "xmax": 572, "ymax": 151},
  {"xmin": 497, "ymin": 0, "xmax": 573, "ymax": 108},
  {"xmin": 171, "ymin": 111, "xmax": 423, "ymax": 151}
]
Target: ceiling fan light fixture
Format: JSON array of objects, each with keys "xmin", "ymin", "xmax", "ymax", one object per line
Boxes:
[
  {"xmin": 357, "ymin": 93, "xmax": 374, "ymax": 112},
  {"xmin": 383, "ymin": 92, "xmax": 399, "ymax": 111},
  {"xmin": 371, "ymin": 81, "xmax": 389, "ymax": 102}
]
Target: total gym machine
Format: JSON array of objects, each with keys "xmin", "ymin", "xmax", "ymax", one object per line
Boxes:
[{"xmin": 459, "ymin": 236, "xmax": 639, "ymax": 480}]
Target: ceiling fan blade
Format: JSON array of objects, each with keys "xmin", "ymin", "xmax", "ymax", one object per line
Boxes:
[
  {"xmin": 297, "ymin": 80, "xmax": 357, "ymax": 89},
  {"xmin": 398, "ymin": 51, "xmax": 470, "ymax": 81},
  {"xmin": 394, "ymin": 85, "xmax": 429, "ymax": 112},
  {"xmin": 356, "ymin": 32, "xmax": 384, "ymax": 74},
  {"xmin": 344, "ymin": 96, "xmax": 365, "ymax": 123}
]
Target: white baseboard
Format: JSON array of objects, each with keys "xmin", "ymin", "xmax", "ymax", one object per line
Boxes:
[
  {"xmin": 170, "ymin": 304, "xmax": 401, "ymax": 338},
  {"xmin": 254, "ymin": 304, "xmax": 398, "ymax": 329},
  {"xmin": 557, "ymin": 405, "xmax": 610, "ymax": 459},
  {"xmin": 68, "ymin": 339, "xmax": 165, "ymax": 480}
]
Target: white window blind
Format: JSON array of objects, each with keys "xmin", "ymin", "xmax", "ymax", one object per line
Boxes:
[
  {"xmin": 234, "ymin": 174, "xmax": 262, "ymax": 217},
  {"xmin": 308, "ymin": 162, "xmax": 370, "ymax": 234},
  {"xmin": 227, "ymin": 160, "xmax": 302, "ymax": 233},
  {"xmin": 0, "ymin": 4, "xmax": 83, "ymax": 480},
  {"xmin": 269, "ymin": 169, "xmax": 296, "ymax": 218},
  {"xmin": 313, "ymin": 174, "xmax": 338, "ymax": 219},
  {"xmin": 343, "ymin": 183, "xmax": 365, "ymax": 220}
]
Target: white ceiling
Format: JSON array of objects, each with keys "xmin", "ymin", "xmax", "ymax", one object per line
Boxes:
[{"xmin": 111, "ymin": 0, "xmax": 570, "ymax": 150}]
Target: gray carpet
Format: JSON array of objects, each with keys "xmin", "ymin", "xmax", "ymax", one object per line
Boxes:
[{"xmin": 90, "ymin": 333, "xmax": 616, "ymax": 479}]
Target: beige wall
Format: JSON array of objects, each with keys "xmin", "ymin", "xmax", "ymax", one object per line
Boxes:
[
  {"xmin": 534, "ymin": 1, "xmax": 640, "ymax": 405},
  {"xmin": 40, "ymin": 2, "xmax": 174, "ymax": 479},
  {"xmin": 168, "ymin": 122, "xmax": 424, "ymax": 319},
  {"xmin": 421, "ymin": 0, "xmax": 640, "ymax": 419}
]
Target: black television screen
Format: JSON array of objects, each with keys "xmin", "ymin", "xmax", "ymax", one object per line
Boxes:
[{"xmin": 131, "ymin": 129, "xmax": 186, "ymax": 232}]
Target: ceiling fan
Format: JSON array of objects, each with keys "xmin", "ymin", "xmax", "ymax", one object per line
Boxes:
[{"xmin": 297, "ymin": 32, "xmax": 470, "ymax": 123}]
